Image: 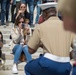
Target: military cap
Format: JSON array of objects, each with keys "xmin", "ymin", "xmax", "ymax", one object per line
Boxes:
[{"xmin": 38, "ymin": 2, "xmax": 57, "ymax": 10}]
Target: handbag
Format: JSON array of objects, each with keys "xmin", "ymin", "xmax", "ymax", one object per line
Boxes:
[{"xmin": 20, "ymin": 51, "xmax": 26, "ymax": 62}]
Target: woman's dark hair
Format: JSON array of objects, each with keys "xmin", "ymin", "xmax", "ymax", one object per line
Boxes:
[
  {"xmin": 14, "ymin": 14, "xmax": 26, "ymax": 27},
  {"xmin": 19, "ymin": 2, "xmax": 27, "ymax": 11},
  {"xmin": 0, "ymin": 31, "xmax": 3, "ymax": 42}
]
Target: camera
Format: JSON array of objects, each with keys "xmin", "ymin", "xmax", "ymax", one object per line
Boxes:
[{"xmin": 22, "ymin": 23, "xmax": 25, "ymax": 28}]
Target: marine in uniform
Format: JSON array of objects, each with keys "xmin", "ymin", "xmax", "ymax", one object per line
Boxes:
[{"xmin": 24, "ymin": 2, "xmax": 76, "ymax": 75}]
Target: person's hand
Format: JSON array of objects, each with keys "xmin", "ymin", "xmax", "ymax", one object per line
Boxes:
[
  {"xmin": 18, "ymin": 28, "xmax": 21, "ymax": 34},
  {"xmin": 18, "ymin": 10, "xmax": 23, "ymax": 13},
  {"xmin": 26, "ymin": 26, "xmax": 29, "ymax": 31},
  {"xmin": 16, "ymin": 10, "xmax": 23, "ymax": 19},
  {"xmin": 73, "ymin": 61, "xmax": 76, "ymax": 66}
]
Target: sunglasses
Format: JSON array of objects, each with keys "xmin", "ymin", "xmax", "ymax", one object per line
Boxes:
[
  {"xmin": 18, "ymin": 21, "xmax": 24, "ymax": 23},
  {"xmin": 20, "ymin": 6, "xmax": 26, "ymax": 8}
]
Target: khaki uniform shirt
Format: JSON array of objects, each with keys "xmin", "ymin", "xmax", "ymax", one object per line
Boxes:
[{"xmin": 28, "ymin": 17, "xmax": 76, "ymax": 57}]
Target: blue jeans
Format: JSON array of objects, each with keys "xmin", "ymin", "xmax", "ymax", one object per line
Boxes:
[
  {"xmin": 0, "ymin": 0, "xmax": 10, "ymax": 23},
  {"xmin": 34, "ymin": 0, "xmax": 41, "ymax": 24},
  {"xmin": 72, "ymin": 66, "xmax": 76, "ymax": 75},
  {"xmin": 25, "ymin": 55, "xmax": 72, "ymax": 75},
  {"xmin": 12, "ymin": 44, "xmax": 32, "ymax": 63},
  {"xmin": 1, "ymin": 0, "xmax": 7, "ymax": 23}
]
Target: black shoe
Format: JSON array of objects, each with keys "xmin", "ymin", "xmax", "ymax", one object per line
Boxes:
[{"xmin": 1, "ymin": 22, "xmax": 6, "ymax": 25}]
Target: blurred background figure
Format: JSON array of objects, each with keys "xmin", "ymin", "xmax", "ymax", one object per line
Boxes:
[
  {"xmin": 0, "ymin": 0, "xmax": 11, "ymax": 26},
  {"xmin": 13, "ymin": 3, "xmax": 30, "ymax": 24},
  {"xmin": 11, "ymin": 0, "xmax": 16, "ymax": 22},
  {"xmin": 22, "ymin": 0, "xmax": 42, "ymax": 27},
  {"xmin": 0, "ymin": 31, "xmax": 3, "ymax": 59},
  {"xmin": 34, "ymin": 0, "xmax": 42, "ymax": 25}
]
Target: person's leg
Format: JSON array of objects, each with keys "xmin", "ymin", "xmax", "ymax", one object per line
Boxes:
[
  {"xmin": 13, "ymin": 44, "xmax": 23, "ymax": 63},
  {"xmin": 12, "ymin": 44, "xmax": 20, "ymax": 54},
  {"xmin": 12, "ymin": 44, "xmax": 23, "ymax": 74},
  {"xmin": 6, "ymin": 0, "xmax": 10, "ymax": 25},
  {"xmin": 1, "ymin": 0, "xmax": 6, "ymax": 25},
  {"xmin": 21, "ymin": 0, "xmax": 26, "ymax": 3},
  {"xmin": 23, "ymin": 45, "xmax": 32, "ymax": 62},
  {"xmin": 28, "ymin": 0, "xmax": 34, "ymax": 26},
  {"xmin": 35, "ymin": 0, "xmax": 41, "ymax": 24},
  {"xmin": 25, "ymin": 55, "xmax": 72, "ymax": 75},
  {"xmin": 11, "ymin": 4, "xmax": 16, "ymax": 22},
  {"xmin": 72, "ymin": 66, "xmax": 76, "ymax": 75}
]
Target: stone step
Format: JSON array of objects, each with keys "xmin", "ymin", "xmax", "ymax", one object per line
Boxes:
[
  {"xmin": 1, "ymin": 54, "xmax": 41, "ymax": 71},
  {"xmin": 3, "ymin": 60, "xmax": 27, "ymax": 71},
  {"xmin": 2, "ymin": 44, "xmax": 43, "ymax": 60},
  {"xmin": 2, "ymin": 28, "xmax": 35, "ymax": 39},
  {"xmin": 2, "ymin": 50, "xmax": 43, "ymax": 60},
  {"xmin": 2, "ymin": 44, "xmax": 11, "ymax": 52},
  {"xmin": 3, "ymin": 39, "xmax": 11, "ymax": 44},
  {"xmin": 3, "ymin": 34, "xmax": 10, "ymax": 39},
  {"xmin": 0, "ymin": 29, "xmax": 11, "ymax": 34},
  {"xmin": 2, "ymin": 44, "xmax": 43, "ymax": 52},
  {"xmin": 0, "ymin": 26, "xmax": 35, "ymax": 34},
  {"xmin": 0, "ymin": 70, "xmax": 25, "ymax": 75}
]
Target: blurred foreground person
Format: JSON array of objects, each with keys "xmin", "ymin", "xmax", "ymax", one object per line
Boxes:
[
  {"xmin": 24, "ymin": 2, "xmax": 76, "ymax": 75},
  {"xmin": 0, "ymin": 31, "xmax": 3, "ymax": 59},
  {"xmin": 58, "ymin": 0, "xmax": 76, "ymax": 33},
  {"xmin": 58, "ymin": 0, "xmax": 76, "ymax": 75}
]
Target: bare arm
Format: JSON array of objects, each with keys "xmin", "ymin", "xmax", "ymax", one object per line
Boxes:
[{"xmin": 28, "ymin": 46, "xmax": 37, "ymax": 54}]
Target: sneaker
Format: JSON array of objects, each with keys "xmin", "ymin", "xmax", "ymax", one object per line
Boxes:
[{"xmin": 12, "ymin": 63, "xmax": 18, "ymax": 74}]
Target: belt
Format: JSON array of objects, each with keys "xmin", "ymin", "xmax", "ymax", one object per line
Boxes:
[{"xmin": 44, "ymin": 53, "xmax": 70, "ymax": 63}]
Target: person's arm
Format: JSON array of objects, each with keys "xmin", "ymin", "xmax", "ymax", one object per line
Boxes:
[
  {"xmin": 28, "ymin": 47, "xmax": 37, "ymax": 54},
  {"xmin": 11, "ymin": 28, "xmax": 22, "ymax": 44},
  {"xmin": 16, "ymin": 10, "xmax": 23, "ymax": 19},
  {"xmin": 0, "ymin": 41, "xmax": 3, "ymax": 48},
  {"xmin": 0, "ymin": 33, "xmax": 3, "ymax": 48},
  {"xmin": 27, "ymin": 26, "xmax": 40, "ymax": 54}
]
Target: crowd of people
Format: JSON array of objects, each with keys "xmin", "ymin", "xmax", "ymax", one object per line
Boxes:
[
  {"xmin": 0, "ymin": 0, "xmax": 76, "ymax": 75},
  {"xmin": 0, "ymin": 0, "xmax": 43, "ymax": 27}
]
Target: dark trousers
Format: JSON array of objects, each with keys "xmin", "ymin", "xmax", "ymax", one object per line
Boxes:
[
  {"xmin": 72, "ymin": 66, "xmax": 76, "ymax": 75},
  {"xmin": 11, "ymin": 4, "xmax": 16, "ymax": 22},
  {"xmin": 25, "ymin": 55, "xmax": 72, "ymax": 75},
  {"xmin": 0, "ymin": 50, "xmax": 2, "ymax": 58},
  {"xmin": 6, "ymin": 0, "xmax": 10, "ymax": 22}
]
